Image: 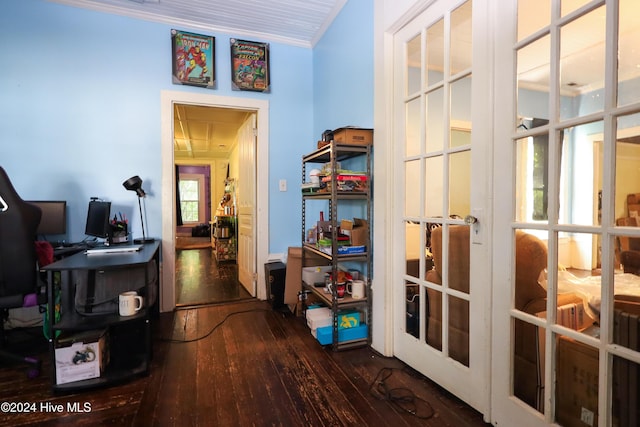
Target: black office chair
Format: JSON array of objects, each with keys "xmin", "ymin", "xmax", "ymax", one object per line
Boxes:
[{"xmin": 0, "ymin": 166, "xmax": 44, "ymax": 378}]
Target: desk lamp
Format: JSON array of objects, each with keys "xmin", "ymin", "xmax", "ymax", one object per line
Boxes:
[{"xmin": 123, "ymin": 175, "xmax": 154, "ymax": 243}]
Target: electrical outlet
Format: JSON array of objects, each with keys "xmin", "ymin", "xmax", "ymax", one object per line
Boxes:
[
  {"xmin": 279, "ymin": 179, "xmax": 287, "ymax": 192},
  {"xmin": 580, "ymin": 407, "xmax": 594, "ymax": 426}
]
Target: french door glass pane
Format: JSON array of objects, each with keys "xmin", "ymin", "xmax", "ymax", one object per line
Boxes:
[
  {"xmin": 517, "ymin": 35, "xmax": 551, "ymax": 131},
  {"xmin": 426, "ymin": 88, "xmax": 445, "ymax": 152},
  {"xmin": 451, "ymin": 129, "xmax": 471, "ymax": 149},
  {"xmin": 517, "ymin": 0, "xmax": 550, "ymax": 41},
  {"xmin": 554, "ymin": 231, "xmax": 601, "ymax": 334},
  {"xmin": 425, "ymin": 156, "xmax": 444, "ymax": 218},
  {"xmin": 555, "ymin": 333, "xmax": 599, "ymax": 426},
  {"xmin": 561, "ymin": 0, "xmax": 590, "ymax": 17},
  {"xmin": 618, "ymin": 0, "xmax": 640, "ymax": 107},
  {"xmin": 425, "ymin": 288, "xmax": 443, "ymax": 351},
  {"xmin": 616, "ymin": 112, "xmax": 640, "ymax": 225},
  {"xmin": 406, "ymin": 97, "xmax": 421, "ymax": 157},
  {"xmin": 426, "ymin": 19, "xmax": 444, "ymax": 87},
  {"xmin": 405, "ymin": 280, "xmax": 420, "ymax": 338},
  {"xmin": 449, "ymin": 151, "xmax": 471, "ymax": 217},
  {"xmin": 611, "ymin": 356, "xmax": 640, "ymax": 425},
  {"xmin": 515, "ymin": 136, "xmax": 550, "ymax": 223},
  {"xmin": 449, "ymin": 295, "xmax": 469, "ymax": 366},
  {"xmin": 558, "ymin": 121, "xmax": 603, "ymax": 227},
  {"xmin": 407, "ymin": 35, "xmax": 421, "ymax": 95},
  {"xmin": 405, "ymin": 221, "xmax": 422, "ymax": 279},
  {"xmin": 559, "ymin": 6, "xmax": 606, "ymax": 121},
  {"xmin": 450, "ymin": 76, "xmax": 472, "ymax": 144},
  {"xmin": 450, "ymin": 0, "xmax": 472, "ymax": 75},
  {"xmin": 405, "ymin": 160, "xmax": 421, "ymax": 217}
]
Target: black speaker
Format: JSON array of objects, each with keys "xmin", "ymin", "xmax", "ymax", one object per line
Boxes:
[{"xmin": 264, "ymin": 261, "xmax": 286, "ymax": 310}]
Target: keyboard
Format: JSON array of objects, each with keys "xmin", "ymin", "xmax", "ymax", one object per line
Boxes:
[{"xmin": 85, "ymin": 245, "xmax": 143, "ymax": 255}]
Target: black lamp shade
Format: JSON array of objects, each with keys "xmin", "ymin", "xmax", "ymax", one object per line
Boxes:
[{"xmin": 123, "ymin": 176, "xmax": 146, "ymax": 198}]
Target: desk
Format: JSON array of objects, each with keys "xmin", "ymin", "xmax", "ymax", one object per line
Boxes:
[
  {"xmin": 52, "ymin": 244, "xmax": 87, "ymax": 259},
  {"xmin": 42, "ymin": 241, "xmax": 160, "ymax": 392}
]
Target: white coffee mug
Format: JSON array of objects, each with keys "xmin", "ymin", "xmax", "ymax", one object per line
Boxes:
[
  {"xmin": 348, "ymin": 280, "xmax": 365, "ymax": 299},
  {"xmin": 119, "ymin": 291, "xmax": 143, "ymax": 316}
]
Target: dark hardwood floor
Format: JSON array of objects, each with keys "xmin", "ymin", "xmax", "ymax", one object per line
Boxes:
[
  {"xmin": 175, "ymin": 247, "xmax": 251, "ymax": 306},
  {"xmin": 1, "ymin": 300, "xmax": 491, "ymax": 427}
]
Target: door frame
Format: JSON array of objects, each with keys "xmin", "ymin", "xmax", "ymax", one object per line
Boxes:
[{"xmin": 159, "ymin": 90, "xmax": 269, "ymax": 312}]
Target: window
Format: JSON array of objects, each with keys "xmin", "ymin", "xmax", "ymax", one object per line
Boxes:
[{"xmin": 179, "ymin": 178, "xmax": 201, "ymax": 223}]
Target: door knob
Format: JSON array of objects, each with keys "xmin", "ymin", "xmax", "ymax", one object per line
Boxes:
[{"xmin": 464, "ymin": 215, "xmax": 478, "ymax": 225}]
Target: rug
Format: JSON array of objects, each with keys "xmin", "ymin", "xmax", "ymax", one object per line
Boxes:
[{"xmin": 176, "ymin": 236, "xmax": 212, "ymax": 250}]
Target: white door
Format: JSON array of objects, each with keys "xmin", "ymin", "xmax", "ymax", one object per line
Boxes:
[
  {"xmin": 492, "ymin": 0, "xmax": 640, "ymax": 425},
  {"xmin": 237, "ymin": 113, "xmax": 257, "ymax": 296},
  {"xmin": 392, "ymin": 0, "xmax": 492, "ymax": 415}
]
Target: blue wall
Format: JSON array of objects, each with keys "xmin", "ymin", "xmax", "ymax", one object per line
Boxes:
[
  {"xmin": 0, "ymin": 0, "xmax": 373, "ymax": 254},
  {"xmin": 313, "ymin": 0, "xmax": 374, "ymax": 140}
]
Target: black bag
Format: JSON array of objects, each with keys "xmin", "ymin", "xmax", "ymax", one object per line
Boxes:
[{"xmin": 73, "ymin": 260, "xmax": 157, "ymax": 316}]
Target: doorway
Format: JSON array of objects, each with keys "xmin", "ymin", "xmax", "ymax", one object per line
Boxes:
[
  {"xmin": 160, "ymin": 91, "xmax": 270, "ymax": 313},
  {"xmin": 173, "ymin": 105, "xmax": 251, "ymax": 306}
]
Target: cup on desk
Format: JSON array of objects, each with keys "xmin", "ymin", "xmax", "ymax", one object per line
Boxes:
[
  {"xmin": 348, "ymin": 280, "xmax": 365, "ymax": 299},
  {"xmin": 119, "ymin": 291, "xmax": 143, "ymax": 316}
]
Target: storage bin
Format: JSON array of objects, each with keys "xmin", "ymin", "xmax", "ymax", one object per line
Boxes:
[
  {"xmin": 302, "ymin": 266, "xmax": 332, "ymax": 287},
  {"xmin": 315, "ymin": 324, "xmax": 368, "ymax": 345}
]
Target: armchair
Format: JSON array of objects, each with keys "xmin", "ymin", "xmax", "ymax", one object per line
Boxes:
[{"xmin": 0, "ymin": 166, "xmax": 43, "ymax": 377}]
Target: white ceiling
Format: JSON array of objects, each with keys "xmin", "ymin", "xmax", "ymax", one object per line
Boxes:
[
  {"xmin": 173, "ymin": 104, "xmax": 252, "ymax": 160},
  {"xmin": 48, "ymin": 0, "xmax": 346, "ymax": 48}
]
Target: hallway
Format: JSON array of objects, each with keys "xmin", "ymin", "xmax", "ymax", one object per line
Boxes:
[{"xmin": 175, "ymin": 247, "xmax": 252, "ymax": 306}]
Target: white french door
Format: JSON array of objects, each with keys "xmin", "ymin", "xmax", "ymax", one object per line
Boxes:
[
  {"xmin": 492, "ymin": 0, "xmax": 640, "ymax": 426},
  {"xmin": 392, "ymin": 0, "xmax": 492, "ymax": 416}
]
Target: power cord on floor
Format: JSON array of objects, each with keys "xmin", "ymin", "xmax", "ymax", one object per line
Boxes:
[
  {"xmin": 159, "ymin": 308, "xmax": 272, "ymax": 344},
  {"xmin": 369, "ymin": 367, "xmax": 435, "ymax": 421}
]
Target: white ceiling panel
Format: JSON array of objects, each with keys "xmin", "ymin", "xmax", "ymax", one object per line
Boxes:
[{"xmin": 47, "ymin": 0, "xmax": 346, "ymax": 47}]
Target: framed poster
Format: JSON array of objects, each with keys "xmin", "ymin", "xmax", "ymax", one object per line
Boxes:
[
  {"xmin": 230, "ymin": 39, "xmax": 270, "ymax": 92},
  {"xmin": 171, "ymin": 29, "xmax": 215, "ymax": 89}
]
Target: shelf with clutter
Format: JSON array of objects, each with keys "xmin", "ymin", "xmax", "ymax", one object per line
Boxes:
[{"xmin": 300, "ymin": 129, "xmax": 372, "ymax": 351}]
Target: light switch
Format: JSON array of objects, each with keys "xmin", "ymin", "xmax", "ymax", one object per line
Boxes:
[{"xmin": 279, "ymin": 179, "xmax": 287, "ymax": 192}]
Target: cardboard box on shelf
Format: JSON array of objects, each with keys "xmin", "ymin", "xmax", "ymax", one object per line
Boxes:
[
  {"xmin": 55, "ymin": 329, "xmax": 108, "ymax": 385},
  {"xmin": 286, "ymin": 247, "xmax": 328, "ymax": 313},
  {"xmin": 340, "ymin": 218, "xmax": 368, "ymax": 247},
  {"xmin": 332, "ymin": 128, "xmax": 373, "ymax": 146}
]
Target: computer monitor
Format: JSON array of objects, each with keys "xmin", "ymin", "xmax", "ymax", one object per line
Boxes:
[
  {"xmin": 27, "ymin": 200, "xmax": 67, "ymax": 235},
  {"xmin": 85, "ymin": 200, "xmax": 111, "ymax": 239}
]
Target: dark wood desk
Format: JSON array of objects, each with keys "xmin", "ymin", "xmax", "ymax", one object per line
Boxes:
[{"xmin": 42, "ymin": 241, "xmax": 160, "ymax": 391}]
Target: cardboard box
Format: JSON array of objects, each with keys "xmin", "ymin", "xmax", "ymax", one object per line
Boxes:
[
  {"xmin": 332, "ymin": 127, "xmax": 373, "ymax": 146},
  {"xmin": 340, "ymin": 218, "xmax": 369, "ymax": 246},
  {"xmin": 55, "ymin": 329, "xmax": 108, "ymax": 385},
  {"xmin": 556, "ymin": 336, "xmax": 599, "ymax": 427}
]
